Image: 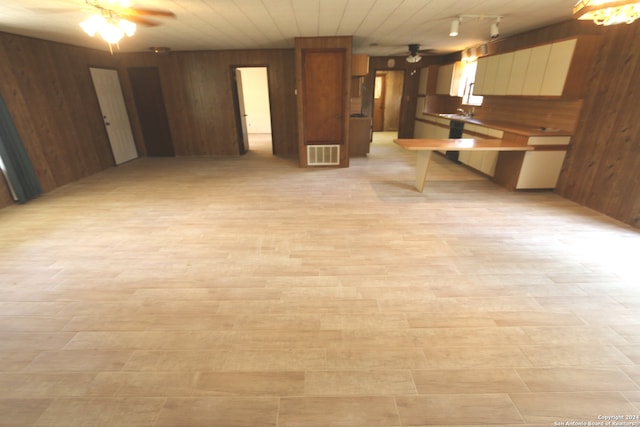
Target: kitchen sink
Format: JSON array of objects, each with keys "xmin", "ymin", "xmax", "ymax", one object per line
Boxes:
[{"xmin": 438, "ymin": 113, "xmax": 468, "ymax": 120}]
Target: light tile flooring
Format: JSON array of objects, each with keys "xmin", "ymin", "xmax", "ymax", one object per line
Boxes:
[{"xmin": 0, "ymin": 132, "xmax": 639, "ymax": 426}]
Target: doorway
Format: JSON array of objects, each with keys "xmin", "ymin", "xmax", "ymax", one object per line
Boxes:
[
  {"xmin": 128, "ymin": 67, "xmax": 175, "ymax": 157},
  {"xmin": 372, "ymin": 70, "xmax": 405, "ymax": 133},
  {"xmin": 231, "ymin": 67, "xmax": 273, "ymax": 155}
]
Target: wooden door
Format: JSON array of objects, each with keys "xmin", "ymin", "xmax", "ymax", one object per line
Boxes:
[
  {"xmin": 89, "ymin": 68, "xmax": 138, "ymax": 165},
  {"xmin": 302, "ymin": 50, "xmax": 345, "ymax": 145},
  {"xmin": 373, "ymin": 74, "xmax": 385, "ymax": 131},
  {"xmin": 128, "ymin": 67, "xmax": 175, "ymax": 157}
]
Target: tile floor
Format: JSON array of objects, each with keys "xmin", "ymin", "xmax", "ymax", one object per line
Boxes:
[{"xmin": 0, "ymin": 133, "xmax": 639, "ymax": 426}]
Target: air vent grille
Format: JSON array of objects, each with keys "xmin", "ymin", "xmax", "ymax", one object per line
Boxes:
[{"xmin": 307, "ymin": 145, "xmax": 340, "ymax": 166}]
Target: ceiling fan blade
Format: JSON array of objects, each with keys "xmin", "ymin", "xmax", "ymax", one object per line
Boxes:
[
  {"xmin": 123, "ymin": 7, "xmax": 176, "ymax": 18},
  {"xmin": 124, "ymin": 15, "xmax": 161, "ymax": 26}
]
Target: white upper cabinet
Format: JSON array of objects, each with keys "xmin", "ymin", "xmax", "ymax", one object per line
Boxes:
[
  {"xmin": 494, "ymin": 52, "xmax": 515, "ymax": 95},
  {"xmin": 436, "ymin": 62, "xmax": 463, "ymax": 96},
  {"xmin": 473, "ymin": 57, "xmax": 488, "ymax": 95},
  {"xmin": 473, "ymin": 38, "xmax": 577, "ymax": 97},
  {"xmin": 522, "ymin": 44, "xmax": 552, "ymax": 96},
  {"xmin": 482, "ymin": 55, "xmax": 501, "ymax": 94},
  {"xmin": 540, "ymin": 38, "xmax": 577, "ymax": 96},
  {"xmin": 506, "ymin": 49, "xmax": 531, "ymax": 95}
]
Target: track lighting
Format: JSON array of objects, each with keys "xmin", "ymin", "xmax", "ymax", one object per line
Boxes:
[
  {"xmin": 490, "ymin": 17, "xmax": 501, "ymax": 39},
  {"xmin": 451, "ymin": 14, "xmax": 504, "ymax": 40},
  {"xmin": 449, "ymin": 18, "xmax": 460, "ymax": 36}
]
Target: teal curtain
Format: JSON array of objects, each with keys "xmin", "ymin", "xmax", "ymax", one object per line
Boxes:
[{"xmin": 0, "ymin": 94, "xmax": 42, "ymax": 203}]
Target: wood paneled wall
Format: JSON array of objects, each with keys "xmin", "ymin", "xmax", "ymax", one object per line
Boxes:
[
  {"xmin": 475, "ymin": 97, "xmax": 583, "ymax": 132},
  {"xmin": 120, "ymin": 49, "xmax": 298, "ymax": 158},
  {"xmin": 556, "ymin": 23, "xmax": 640, "ymax": 228},
  {"xmin": 0, "ymin": 31, "xmax": 298, "ymax": 210},
  {"xmin": 0, "ymin": 32, "xmax": 119, "ymax": 209}
]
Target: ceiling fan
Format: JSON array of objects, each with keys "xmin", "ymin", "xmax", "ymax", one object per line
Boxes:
[
  {"xmin": 78, "ymin": 0, "xmax": 175, "ymax": 51},
  {"xmin": 370, "ymin": 42, "xmax": 439, "ymax": 63},
  {"xmin": 405, "ymin": 44, "xmax": 439, "ymax": 63},
  {"xmin": 83, "ymin": 0, "xmax": 176, "ymax": 27}
]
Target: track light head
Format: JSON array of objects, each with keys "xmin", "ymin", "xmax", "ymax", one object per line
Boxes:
[
  {"xmin": 449, "ymin": 18, "xmax": 460, "ymax": 36},
  {"xmin": 453, "ymin": 14, "xmax": 503, "ymax": 39},
  {"xmin": 490, "ymin": 18, "xmax": 500, "ymax": 39}
]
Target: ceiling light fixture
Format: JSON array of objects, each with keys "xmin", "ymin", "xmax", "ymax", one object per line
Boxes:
[
  {"xmin": 149, "ymin": 46, "xmax": 171, "ymax": 54},
  {"xmin": 573, "ymin": 0, "xmax": 640, "ymax": 25},
  {"xmin": 451, "ymin": 14, "xmax": 504, "ymax": 39},
  {"xmin": 406, "ymin": 43, "xmax": 422, "ymax": 63},
  {"xmin": 449, "ymin": 18, "xmax": 460, "ymax": 36},
  {"xmin": 80, "ymin": 3, "xmax": 136, "ymax": 53},
  {"xmin": 490, "ymin": 17, "xmax": 501, "ymax": 39}
]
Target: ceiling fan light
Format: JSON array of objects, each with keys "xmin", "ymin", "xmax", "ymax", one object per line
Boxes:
[
  {"xmin": 80, "ymin": 14, "xmax": 106, "ymax": 37},
  {"xmin": 406, "ymin": 55, "xmax": 422, "ymax": 63},
  {"xmin": 100, "ymin": 22, "xmax": 125, "ymax": 44},
  {"xmin": 573, "ymin": 0, "xmax": 640, "ymax": 25},
  {"xmin": 118, "ymin": 19, "xmax": 136, "ymax": 37}
]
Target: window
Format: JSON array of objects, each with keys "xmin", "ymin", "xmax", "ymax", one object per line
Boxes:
[{"xmin": 459, "ymin": 60, "xmax": 483, "ymax": 106}]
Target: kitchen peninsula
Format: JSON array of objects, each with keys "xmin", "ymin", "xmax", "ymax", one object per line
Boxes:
[{"xmin": 394, "ymin": 136, "xmax": 533, "ymax": 192}]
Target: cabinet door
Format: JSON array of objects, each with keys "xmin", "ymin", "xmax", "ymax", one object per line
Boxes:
[
  {"xmin": 540, "ymin": 39, "xmax": 577, "ymax": 96},
  {"xmin": 522, "ymin": 44, "xmax": 551, "ymax": 96},
  {"xmin": 494, "ymin": 52, "xmax": 514, "ymax": 95},
  {"xmin": 480, "ymin": 152, "xmax": 498, "ymax": 176},
  {"xmin": 351, "ymin": 54, "xmax": 369, "ymax": 76},
  {"xmin": 483, "ymin": 55, "xmax": 501, "ymax": 95},
  {"xmin": 473, "ymin": 57, "xmax": 489, "ymax": 95},
  {"xmin": 436, "ymin": 64, "xmax": 454, "ymax": 95},
  {"xmin": 506, "ymin": 49, "xmax": 531, "ymax": 95},
  {"xmin": 415, "ymin": 97, "xmax": 425, "ymax": 118},
  {"xmin": 458, "ymin": 151, "xmax": 471, "ymax": 164},
  {"xmin": 517, "ymin": 151, "xmax": 567, "ymax": 189},
  {"xmin": 418, "ymin": 68, "xmax": 429, "ymax": 95}
]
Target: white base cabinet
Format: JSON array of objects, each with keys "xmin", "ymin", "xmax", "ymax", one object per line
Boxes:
[
  {"xmin": 458, "ymin": 125, "xmax": 504, "ymax": 177},
  {"xmin": 516, "ymin": 151, "xmax": 567, "ymax": 189}
]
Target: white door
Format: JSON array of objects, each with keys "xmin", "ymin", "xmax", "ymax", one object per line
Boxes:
[{"xmin": 90, "ymin": 68, "xmax": 138, "ymax": 165}]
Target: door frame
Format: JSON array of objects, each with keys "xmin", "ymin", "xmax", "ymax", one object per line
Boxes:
[
  {"xmin": 372, "ymin": 69, "xmax": 406, "ymax": 133},
  {"xmin": 373, "ymin": 73, "xmax": 386, "ymax": 132}
]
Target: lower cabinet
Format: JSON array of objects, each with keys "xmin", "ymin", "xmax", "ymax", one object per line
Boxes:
[
  {"xmin": 459, "ymin": 150, "xmax": 498, "ymax": 176},
  {"xmin": 414, "ymin": 120, "xmax": 449, "ymax": 139},
  {"xmin": 516, "ymin": 151, "xmax": 567, "ymax": 189},
  {"xmin": 458, "ymin": 129, "xmax": 501, "ymax": 177},
  {"xmin": 494, "ymin": 135, "xmax": 571, "ymax": 189}
]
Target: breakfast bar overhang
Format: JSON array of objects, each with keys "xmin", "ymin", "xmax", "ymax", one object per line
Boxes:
[{"xmin": 394, "ymin": 138, "xmax": 534, "ymax": 192}]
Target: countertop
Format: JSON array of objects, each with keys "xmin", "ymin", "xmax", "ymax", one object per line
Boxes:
[
  {"xmin": 425, "ymin": 113, "xmax": 573, "ymax": 137},
  {"xmin": 395, "ymin": 138, "xmax": 533, "ymax": 151}
]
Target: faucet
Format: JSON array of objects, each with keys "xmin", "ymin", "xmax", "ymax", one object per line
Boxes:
[{"xmin": 457, "ymin": 107, "xmax": 474, "ymax": 117}]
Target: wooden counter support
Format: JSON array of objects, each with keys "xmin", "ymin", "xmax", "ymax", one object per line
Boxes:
[{"xmin": 394, "ymin": 138, "xmax": 533, "ymax": 192}]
